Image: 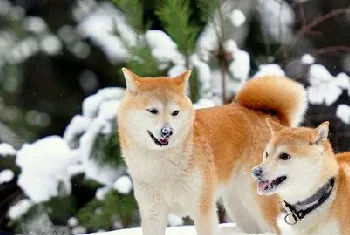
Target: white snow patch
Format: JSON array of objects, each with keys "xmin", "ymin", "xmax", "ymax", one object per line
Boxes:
[
  {"xmin": 77, "ymin": 2, "xmax": 137, "ymax": 62},
  {"xmin": 307, "ymin": 64, "xmax": 347, "ymax": 106},
  {"xmin": 16, "ymin": 136, "xmax": 80, "ymax": 202},
  {"xmin": 194, "ymin": 98, "xmax": 216, "ymax": 109},
  {"xmin": 8, "ymin": 199, "xmax": 33, "ymax": 220},
  {"xmin": 337, "ymin": 105, "xmax": 350, "ymax": 124},
  {"xmin": 23, "ymin": 16, "xmax": 47, "ymax": 33},
  {"xmin": 113, "ymin": 175, "xmax": 133, "ymax": 194},
  {"xmin": 41, "ymin": 35, "xmax": 62, "ymax": 55},
  {"xmin": 229, "ymin": 49, "xmax": 250, "ymax": 82},
  {"xmin": 146, "ymin": 30, "xmax": 185, "ymax": 66},
  {"xmin": 68, "ymin": 217, "xmax": 79, "ymax": 227},
  {"xmin": 72, "ymin": 226, "xmax": 87, "ymax": 235},
  {"xmin": 0, "ymin": 143, "xmax": 16, "ymax": 156},
  {"xmin": 79, "ymin": 118, "xmax": 123, "ymax": 186},
  {"xmin": 335, "ymin": 72, "xmax": 350, "ymax": 90},
  {"xmin": 301, "ymin": 54, "xmax": 315, "ymax": 65},
  {"xmin": 257, "ymin": 0, "xmax": 295, "ymax": 43},
  {"xmin": 82, "ymin": 87, "xmax": 125, "ymax": 118},
  {"xmin": 168, "ymin": 64, "xmax": 187, "ymax": 78},
  {"xmin": 253, "ymin": 64, "xmax": 285, "ymax": 77},
  {"xmin": 191, "ymin": 54, "xmax": 211, "ymax": 94},
  {"xmin": 96, "ymin": 186, "xmax": 111, "ymax": 200},
  {"xmin": 167, "ymin": 213, "xmax": 183, "ymax": 227},
  {"xmin": 230, "ymin": 9, "xmax": 246, "ymax": 27},
  {"xmin": 0, "ymin": 169, "xmax": 14, "ymax": 184},
  {"xmin": 85, "ymin": 221, "xmax": 293, "ymax": 235},
  {"xmin": 64, "ymin": 115, "xmax": 92, "ymax": 147}
]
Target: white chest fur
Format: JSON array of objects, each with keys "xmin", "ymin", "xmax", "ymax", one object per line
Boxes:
[
  {"xmin": 123, "ymin": 145, "xmax": 202, "ymax": 216},
  {"xmin": 291, "ymin": 220, "xmax": 339, "ymax": 235}
]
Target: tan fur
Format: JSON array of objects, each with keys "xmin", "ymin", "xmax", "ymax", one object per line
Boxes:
[
  {"xmin": 257, "ymin": 120, "xmax": 350, "ymax": 235},
  {"xmin": 118, "ymin": 69, "xmax": 306, "ymax": 235}
]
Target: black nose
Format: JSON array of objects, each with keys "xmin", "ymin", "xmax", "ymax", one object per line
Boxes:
[
  {"xmin": 160, "ymin": 125, "xmax": 174, "ymax": 138},
  {"xmin": 252, "ymin": 167, "xmax": 263, "ymax": 178}
]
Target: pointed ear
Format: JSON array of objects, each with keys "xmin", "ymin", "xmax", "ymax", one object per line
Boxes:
[
  {"xmin": 122, "ymin": 68, "xmax": 139, "ymax": 92},
  {"xmin": 266, "ymin": 118, "xmax": 285, "ymax": 134},
  {"xmin": 174, "ymin": 70, "xmax": 191, "ymax": 93},
  {"xmin": 311, "ymin": 121, "xmax": 329, "ymax": 145}
]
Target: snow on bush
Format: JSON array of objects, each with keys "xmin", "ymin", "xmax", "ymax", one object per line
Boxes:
[
  {"xmin": 0, "ymin": 169, "xmax": 15, "ymax": 184},
  {"xmin": 0, "ymin": 143, "xmax": 16, "ymax": 156},
  {"xmin": 113, "ymin": 175, "xmax": 133, "ymax": 194},
  {"xmin": 76, "ymin": 2, "xmax": 137, "ymax": 62},
  {"xmin": 16, "ymin": 136, "xmax": 80, "ymax": 202},
  {"xmin": 167, "ymin": 213, "xmax": 183, "ymax": 227},
  {"xmin": 301, "ymin": 54, "xmax": 315, "ymax": 65},
  {"xmin": 96, "ymin": 186, "xmax": 111, "ymax": 201},
  {"xmin": 337, "ymin": 105, "xmax": 350, "ymax": 124},
  {"xmin": 307, "ymin": 64, "xmax": 349, "ymax": 106},
  {"xmin": 8, "ymin": 199, "xmax": 33, "ymax": 220},
  {"xmin": 253, "ymin": 64, "xmax": 285, "ymax": 78}
]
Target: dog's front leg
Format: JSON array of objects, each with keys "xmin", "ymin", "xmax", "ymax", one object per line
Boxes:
[
  {"xmin": 194, "ymin": 183, "xmax": 219, "ymax": 235},
  {"xmin": 134, "ymin": 181, "xmax": 168, "ymax": 235}
]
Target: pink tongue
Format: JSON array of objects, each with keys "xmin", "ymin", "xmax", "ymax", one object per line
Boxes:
[
  {"xmin": 258, "ymin": 181, "xmax": 270, "ymax": 191},
  {"xmin": 159, "ymin": 138, "xmax": 168, "ymax": 145}
]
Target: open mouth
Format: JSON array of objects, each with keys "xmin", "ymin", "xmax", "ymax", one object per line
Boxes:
[
  {"xmin": 147, "ymin": 131, "xmax": 169, "ymax": 146},
  {"xmin": 257, "ymin": 176, "xmax": 287, "ymax": 194}
]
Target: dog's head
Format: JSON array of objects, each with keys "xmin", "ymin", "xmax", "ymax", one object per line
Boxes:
[
  {"xmin": 118, "ymin": 68, "xmax": 195, "ymax": 150},
  {"xmin": 252, "ymin": 119, "xmax": 332, "ymax": 199}
]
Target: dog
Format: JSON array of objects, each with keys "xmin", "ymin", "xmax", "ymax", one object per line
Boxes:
[
  {"xmin": 117, "ymin": 68, "xmax": 307, "ymax": 235},
  {"xmin": 252, "ymin": 119, "xmax": 350, "ymax": 235}
]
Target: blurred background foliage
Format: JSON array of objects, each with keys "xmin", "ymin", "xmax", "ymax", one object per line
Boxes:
[{"xmin": 0, "ymin": 0, "xmax": 349, "ymax": 234}]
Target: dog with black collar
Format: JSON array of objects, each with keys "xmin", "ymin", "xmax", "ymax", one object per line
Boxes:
[{"xmin": 252, "ymin": 119, "xmax": 350, "ymax": 235}]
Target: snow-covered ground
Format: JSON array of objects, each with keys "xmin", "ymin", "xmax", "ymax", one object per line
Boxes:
[{"xmin": 86, "ymin": 221, "xmax": 292, "ymax": 235}]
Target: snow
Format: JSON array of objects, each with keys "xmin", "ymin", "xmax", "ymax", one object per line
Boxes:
[
  {"xmin": 72, "ymin": 226, "xmax": 87, "ymax": 235},
  {"xmin": 96, "ymin": 186, "xmax": 111, "ymax": 200},
  {"xmin": 64, "ymin": 115, "xmax": 92, "ymax": 148},
  {"xmin": 82, "ymin": 87, "xmax": 125, "ymax": 118},
  {"xmin": 230, "ymin": 9, "xmax": 246, "ymax": 27},
  {"xmin": 0, "ymin": 169, "xmax": 15, "ymax": 184},
  {"xmin": 194, "ymin": 98, "xmax": 216, "ymax": 109},
  {"xmin": 301, "ymin": 54, "xmax": 315, "ymax": 65},
  {"xmin": 16, "ymin": 136, "xmax": 80, "ymax": 202},
  {"xmin": 257, "ymin": 0, "xmax": 295, "ymax": 43},
  {"xmin": 146, "ymin": 30, "xmax": 185, "ymax": 66},
  {"xmin": 84, "ymin": 221, "xmax": 292, "ymax": 235},
  {"xmin": 113, "ymin": 175, "xmax": 133, "ymax": 194},
  {"xmin": 23, "ymin": 16, "xmax": 47, "ymax": 33},
  {"xmin": 41, "ymin": 35, "xmax": 62, "ymax": 55},
  {"xmin": 337, "ymin": 105, "xmax": 350, "ymax": 124},
  {"xmin": 335, "ymin": 72, "xmax": 350, "ymax": 90},
  {"xmin": 76, "ymin": 2, "xmax": 137, "ymax": 62},
  {"xmin": 229, "ymin": 48, "xmax": 250, "ymax": 82},
  {"xmin": 79, "ymin": 118, "xmax": 123, "ymax": 186},
  {"xmin": 68, "ymin": 217, "xmax": 79, "ymax": 227},
  {"xmin": 307, "ymin": 64, "xmax": 348, "ymax": 106},
  {"xmin": 167, "ymin": 213, "xmax": 183, "ymax": 227},
  {"xmin": 253, "ymin": 64, "xmax": 285, "ymax": 78},
  {"xmin": 0, "ymin": 143, "xmax": 16, "ymax": 156},
  {"xmin": 8, "ymin": 199, "xmax": 33, "ymax": 220},
  {"xmin": 64, "ymin": 87, "xmax": 126, "ymax": 187},
  {"xmin": 191, "ymin": 54, "xmax": 211, "ymax": 94}
]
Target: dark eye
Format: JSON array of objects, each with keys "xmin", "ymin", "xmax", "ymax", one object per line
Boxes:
[
  {"xmin": 265, "ymin": 152, "xmax": 269, "ymax": 158},
  {"xmin": 279, "ymin": 152, "xmax": 291, "ymax": 160},
  {"xmin": 147, "ymin": 108, "xmax": 159, "ymax": 114},
  {"xmin": 172, "ymin": 110, "xmax": 179, "ymax": 116}
]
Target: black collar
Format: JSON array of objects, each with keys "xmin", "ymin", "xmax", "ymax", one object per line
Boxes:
[{"xmin": 283, "ymin": 177, "xmax": 335, "ymax": 225}]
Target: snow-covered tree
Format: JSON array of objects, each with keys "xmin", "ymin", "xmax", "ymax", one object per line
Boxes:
[{"xmin": 1, "ymin": 0, "xmax": 350, "ymax": 234}]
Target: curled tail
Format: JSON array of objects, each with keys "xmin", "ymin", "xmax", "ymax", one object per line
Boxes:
[{"xmin": 235, "ymin": 75, "xmax": 307, "ymax": 127}]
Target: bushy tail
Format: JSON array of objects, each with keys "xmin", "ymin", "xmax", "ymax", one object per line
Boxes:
[{"xmin": 235, "ymin": 75, "xmax": 307, "ymax": 127}]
